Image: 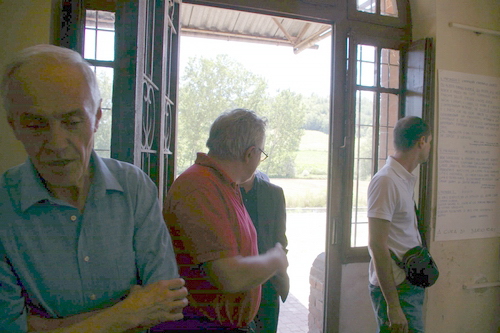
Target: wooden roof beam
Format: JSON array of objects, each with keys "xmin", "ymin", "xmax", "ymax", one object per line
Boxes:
[
  {"xmin": 271, "ymin": 17, "xmax": 296, "ymax": 44},
  {"xmin": 293, "ymin": 26, "xmax": 331, "ymax": 54}
]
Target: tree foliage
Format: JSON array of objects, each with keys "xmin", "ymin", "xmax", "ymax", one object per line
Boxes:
[
  {"xmin": 177, "ymin": 55, "xmax": 305, "ymax": 177},
  {"xmin": 259, "ymin": 90, "xmax": 305, "ymax": 178},
  {"xmin": 302, "ymin": 94, "xmax": 330, "ymax": 134},
  {"xmin": 177, "ymin": 55, "xmax": 268, "ymax": 172}
]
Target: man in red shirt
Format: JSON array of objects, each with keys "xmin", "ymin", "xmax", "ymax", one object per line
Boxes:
[{"xmin": 160, "ymin": 109, "xmax": 288, "ymax": 331}]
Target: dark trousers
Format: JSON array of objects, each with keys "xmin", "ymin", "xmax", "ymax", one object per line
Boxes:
[{"xmin": 253, "ymin": 280, "xmax": 280, "ymax": 333}]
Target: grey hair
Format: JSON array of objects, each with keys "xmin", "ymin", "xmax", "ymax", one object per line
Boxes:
[
  {"xmin": 1, "ymin": 44, "xmax": 101, "ymax": 119},
  {"xmin": 206, "ymin": 108, "xmax": 267, "ymax": 161}
]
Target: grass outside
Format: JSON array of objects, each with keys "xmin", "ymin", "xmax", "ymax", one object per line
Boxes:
[
  {"xmin": 271, "ymin": 178, "xmax": 328, "ymax": 208},
  {"xmin": 295, "ymin": 130, "xmax": 329, "ymax": 178},
  {"xmin": 298, "ymin": 130, "xmax": 329, "ymax": 151},
  {"xmin": 269, "ymin": 130, "xmax": 372, "ymax": 210},
  {"xmin": 295, "ymin": 150, "xmax": 328, "ymax": 177},
  {"xmin": 269, "ymin": 129, "xmax": 328, "ymax": 208}
]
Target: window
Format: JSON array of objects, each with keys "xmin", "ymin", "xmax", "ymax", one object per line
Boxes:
[
  {"xmin": 349, "ymin": 0, "xmax": 406, "ymax": 29},
  {"xmin": 349, "ymin": 41, "xmax": 401, "ymax": 249},
  {"xmin": 357, "ymin": 0, "xmax": 398, "ymax": 17},
  {"xmin": 84, "ymin": 10, "xmax": 116, "ymax": 158}
]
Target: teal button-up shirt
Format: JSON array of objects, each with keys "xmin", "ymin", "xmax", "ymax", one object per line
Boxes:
[{"xmin": 0, "ymin": 152, "xmax": 178, "ymax": 332}]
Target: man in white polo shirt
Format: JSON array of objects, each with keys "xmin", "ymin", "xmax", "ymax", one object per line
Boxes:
[{"xmin": 367, "ymin": 116, "xmax": 432, "ymax": 333}]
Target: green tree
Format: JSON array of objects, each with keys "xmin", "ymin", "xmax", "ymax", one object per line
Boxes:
[
  {"xmin": 177, "ymin": 55, "xmax": 306, "ymax": 177},
  {"xmin": 302, "ymin": 93, "xmax": 330, "ymax": 134},
  {"xmin": 260, "ymin": 89, "xmax": 305, "ymax": 178},
  {"xmin": 177, "ymin": 55, "xmax": 268, "ymax": 173}
]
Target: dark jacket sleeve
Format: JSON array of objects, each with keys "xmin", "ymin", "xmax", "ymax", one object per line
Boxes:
[{"xmin": 253, "ymin": 175, "xmax": 290, "ymax": 301}]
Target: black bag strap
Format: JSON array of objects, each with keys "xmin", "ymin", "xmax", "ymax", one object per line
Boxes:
[
  {"xmin": 390, "ymin": 250, "xmax": 405, "ymax": 269},
  {"xmin": 415, "ymin": 202, "xmax": 427, "ymax": 248}
]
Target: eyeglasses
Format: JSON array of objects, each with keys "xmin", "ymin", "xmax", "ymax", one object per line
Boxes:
[{"xmin": 257, "ymin": 147, "xmax": 268, "ymax": 162}]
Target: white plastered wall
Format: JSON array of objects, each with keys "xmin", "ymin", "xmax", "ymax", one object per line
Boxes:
[
  {"xmin": 411, "ymin": 0, "xmax": 500, "ymax": 332},
  {"xmin": 0, "ymin": 0, "xmax": 56, "ymax": 174}
]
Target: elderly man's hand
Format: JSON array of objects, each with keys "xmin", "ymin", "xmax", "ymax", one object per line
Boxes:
[{"xmin": 120, "ymin": 278, "xmax": 189, "ymax": 329}]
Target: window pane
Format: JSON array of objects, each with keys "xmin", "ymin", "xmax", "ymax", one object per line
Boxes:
[
  {"xmin": 351, "ymin": 157, "xmax": 371, "ymax": 247},
  {"xmin": 358, "ymin": 44, "xmax": 376, "ymax": 62},
  {"xmin": 380, "ymin": 48, "xmax": 400, "ymax": 89},
  {"xmin": 97, "ymin": 10, "xmax": 115, "ymax": 30},
  {"xmin": 85, "ymin": 10, "xmax": 115, "ymax": 61},
  {"xmin": 357, "ymin": 0, "xmax": 376, "ymax": 14},
  {"xmin": 352, "ymin": 88, "xmax": 375, "ymax": 247},
  {"xmin": 357, "ymin": 90, "xmax": 375, "ymax": 126},
  {"xmin": 350, "ymin": 43, "xmax": 402, "ymax": 251},
  {"xmin": 84, "ymin": 29, "xmax": 97, "ymax": 60},
  {"xmin": 96, "ymin": 30, "xmax": 115, "ymax": 61},
  {"xmin": 86, "ymin": 10, "xmax": 96, "ymax": 29},
  {"xmin": 351, "ymin": 221, "xmax": 368, "ymax": 247},
  {"xmin": 359, "ymin": 125, "xmax": 374, "ymax": 159},
  {"xmin": 381, "ymin": 0, "xmax": 398, "ymax": 17},
  {"xmin": 93, "ymin": 66, "xmax": 114, "ymax": 158},
  {"xmin": 378, "ymin": 93, "xmax": 398, "ymax": 170},
  {"xmin": 357, "ymin": 45, "xmax": 376, "ymax": 86}
]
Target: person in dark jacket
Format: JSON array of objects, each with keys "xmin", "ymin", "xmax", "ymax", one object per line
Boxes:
[{"xmin": 241, "ymin": 170, "xmax": 290, "ymax": 333}]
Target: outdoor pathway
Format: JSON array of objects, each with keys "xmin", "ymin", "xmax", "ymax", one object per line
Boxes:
[{"xmin": 277, "ymin": 293, "xmax": 309, "ymax": 333}]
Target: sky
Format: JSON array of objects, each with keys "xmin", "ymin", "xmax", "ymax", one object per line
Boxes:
[{"xmin": 179, "ymin": 35, "xmax": 332, "ymax": 98}]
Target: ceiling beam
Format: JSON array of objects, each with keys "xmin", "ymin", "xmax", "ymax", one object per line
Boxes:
[
  {"xmin": 293, "ymin": 26, "xmax": 331, "ymax": 54},
  {"xmin": 271, "ymin": 17, "xmax": 296, "ymax": 44},
  {"xmin": 296, "ymin": 22, "xmax": 311, "ymax": 43}
]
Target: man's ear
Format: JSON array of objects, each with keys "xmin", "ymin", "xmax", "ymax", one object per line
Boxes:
[
  {"xmin": 417, "ymin": 136, "xmax": 426, "ymax": 148},
  {"xmin": 243, "ymin": 146, "xmax": 255, "ymax": 163},
  {"xmin": 94, "ymin": 104, "xmax": 102, "ymax": 132}
]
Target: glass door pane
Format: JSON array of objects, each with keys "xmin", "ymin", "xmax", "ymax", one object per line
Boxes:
[
  {"xmin": 84, "ymin": 9, "xmax": 115, "ymax": 158},
  {"xmin": 350, "ymin": 43, "xmax": 401, "ymax": 248}
]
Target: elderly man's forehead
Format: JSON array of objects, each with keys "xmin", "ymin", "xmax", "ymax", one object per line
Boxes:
[
  {"xmin": 12, "ymin": 61, "xmax": 90, "ymax": 98},
  {"xmin": 8, "ymin": 62, "xmax": 95, "ymax": 116},
  {"xmin": 14, "ymin": 59, "xmax": 87, "ymax": 83}
]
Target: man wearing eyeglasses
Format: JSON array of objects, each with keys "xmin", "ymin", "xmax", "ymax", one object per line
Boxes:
[{"xmin": 160, "ymin": 108, "xmax": 288, "ymax": 331}]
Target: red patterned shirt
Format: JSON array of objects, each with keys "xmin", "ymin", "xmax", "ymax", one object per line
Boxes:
[{"xmin": 163, "ymin": 153, "xmax": 260, "ymax": 329}]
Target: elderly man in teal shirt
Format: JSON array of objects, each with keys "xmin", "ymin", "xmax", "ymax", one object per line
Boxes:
[{"xmin": 0, "ymin": 44, "xmax": 188, "ymax": 332}]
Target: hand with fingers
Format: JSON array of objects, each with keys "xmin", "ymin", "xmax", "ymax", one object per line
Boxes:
[
  {"xmin": 119, "ymin": 278, "xmax": 189, "ymax": 329},
  {"xmin": 269, "ymin": 242, "xmax": 288, "ymax": 273},
  {"xmin": 387, "ymin": 305, "xmax": 409, "ymax": 333}
]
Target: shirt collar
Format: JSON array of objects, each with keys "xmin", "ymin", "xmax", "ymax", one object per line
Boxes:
[
  {"xmin": 19, "ymin": 151, "xmax": 123, "ymax": 211},
  {"xmin": 19, "ymin": 159, "xmax": 53, "ymax": 212},
  {"xmin": 91, "ymin": 151, "xmax": 124, "ymax": 197},
  {"xmin": 386, "ymin": 156, "xmax": 417, "ymax": 185},
  {"xmin": 195, "ymin": 152, "xmax": 239, "ymax": 189}
]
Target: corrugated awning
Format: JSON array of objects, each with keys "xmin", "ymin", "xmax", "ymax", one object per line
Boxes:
[{"xmin": 181, "ymin": 4, "xmax": 332, "ymax": 54}]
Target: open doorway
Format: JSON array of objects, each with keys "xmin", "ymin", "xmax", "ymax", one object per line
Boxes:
[
  {"xmin": 80, "ymin": 4, "xmax": 332, "ymax": 331},
  {"xmin": 176, "ymin": 4, "xmax": 332, "ymax": 332}
]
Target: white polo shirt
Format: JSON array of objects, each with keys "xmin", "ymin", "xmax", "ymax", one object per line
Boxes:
[{"xmin": 367, "ymin": 156, "xmax": 422, "ymax": 286}]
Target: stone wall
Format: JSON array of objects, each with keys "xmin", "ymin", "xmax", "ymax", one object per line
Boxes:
[{"xmin": 308, "ymin": 252, "xmax": 325, "ymax": 333}]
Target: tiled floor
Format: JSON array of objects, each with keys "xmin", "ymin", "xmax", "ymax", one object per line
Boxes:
[{"xmin": 277, "ymin": 293, "xmax": 309, "ymax": 333}]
